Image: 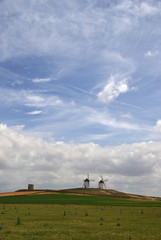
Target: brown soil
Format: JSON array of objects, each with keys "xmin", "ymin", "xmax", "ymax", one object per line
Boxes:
[{"xmin": 0, "ymin": 191, "xmax": 43, "ymax": 197}]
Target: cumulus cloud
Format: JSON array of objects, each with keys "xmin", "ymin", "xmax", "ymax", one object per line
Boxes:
[
  {"xmin": 1, "ymin": 123, "xmax": 161, "ymax": 195},
  {"xmin": 154, "ymin": 120, "xmax": 161, "ymax": 133},
  {"xmin": 97, "ymin": 75, "xmax": 130, "ymax": 103}
]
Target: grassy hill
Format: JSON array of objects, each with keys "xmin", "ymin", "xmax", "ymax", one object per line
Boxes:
[{"xmin": 0, "ymin": 188, "xmax": 161, "ymax": 207}]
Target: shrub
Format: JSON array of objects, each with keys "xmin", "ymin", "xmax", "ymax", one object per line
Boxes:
[
  {"xmin": 141, "ymin": 209, "xmax": 144, "ymax": 214},
  {"xmin": 84, "ymin": 211, "xmax": 88, "ymax": 216},
  {"xmin": 63, "ymin": 211, "xmax": 66, "ymax": 216},
  {"xmin": 16, "ymin": 217, "xmax": 21, "ymax": 225}
]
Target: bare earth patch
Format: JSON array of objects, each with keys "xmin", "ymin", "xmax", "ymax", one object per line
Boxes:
[{"xmin": 0, "ymin": 191, "xmax": 43, "ymax": 197}]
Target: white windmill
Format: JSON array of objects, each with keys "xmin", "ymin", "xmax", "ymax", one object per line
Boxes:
[
  {"xmin": 98, "ymin": 176, "xmax": 108, "ymax": 189},
  {"xmin": 83, "ymin": 173, "xmax": 95, "ymax": 188}
]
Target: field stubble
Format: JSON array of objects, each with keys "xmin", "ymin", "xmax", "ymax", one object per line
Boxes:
[{"xmin": 0, "ymin": 204, "xmax": 161, "ymax": 240}]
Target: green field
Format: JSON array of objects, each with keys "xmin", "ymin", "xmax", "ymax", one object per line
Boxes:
[
  {"xmin": 0, "ymin": 193, "xmax": 161, "ymax": 207},
  {"xmin": 0, "ymin": 193, "xmax": 161, "ymax": 239}
]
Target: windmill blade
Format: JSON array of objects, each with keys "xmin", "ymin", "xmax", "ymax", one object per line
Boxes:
[
  {"xmin": 87, "ymin": 173, "xmax": 89, "ymax": 179},
  {"xmin": 104, "ymin": 182, "xmax": 106, "ymax": 189},
  {"xmin": 100, "ymin": 175, "xmax": 103, "ymax": 180},
  {"xmin": 90, "ymin": 179, "xmax": 95, "ymax": 182},
  {"xmin": 104, "ymin": 179, "xmax": 108, "ymax": 182}
]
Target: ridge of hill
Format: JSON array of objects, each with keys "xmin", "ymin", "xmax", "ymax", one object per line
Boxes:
[
  {"xmin": 57, "ymin": 188, "xmax": 161, "ymax": 201},
  {"xmin": 0, "ymin": 188, "xmax": 161, "ymax": 201}
]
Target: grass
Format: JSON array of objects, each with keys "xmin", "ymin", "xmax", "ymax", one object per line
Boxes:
[
  {"xmin": 0, "ymin": 193, "xmax": 161, "ymax": 207},
  {"xmin": 1, "ymin": 193, "xmax": 161, "ymax": 239},
  {"xmin": 0, "ymin": 204, "xmax": 161, "ymax": 239}
]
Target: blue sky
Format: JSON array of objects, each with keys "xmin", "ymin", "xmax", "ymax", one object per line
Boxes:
[{"xmin": 1, "ymin": 0, "xmax": 161, "ymax": 195}]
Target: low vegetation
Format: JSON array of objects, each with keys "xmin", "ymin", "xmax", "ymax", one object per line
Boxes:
[{"xmin": 1, "ymin": 204, "xmax": 161, "ymax": 239}]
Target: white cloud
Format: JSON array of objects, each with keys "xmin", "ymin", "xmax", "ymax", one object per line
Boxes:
[
  {"xmin": 0, "ymin": 123, "xmax": 7, "ymax": 130},
  {"xmin": 10, "ymin": 125, "xmax": 25, "ymax": 131},
  {"xmin": 27, "ymin": 110, "xmax": 43, "ymax": 115},
  {"xmin": 0, "ymin": 88, "xmax": 63, "ymax": 108},
  {"xmin": 86, "ymin": 108, "xmax": 140, "ymax": 131},
  {"xmin": 32, "ymin": 78, "xmax": 51, "ymax": 83},
  {"xmin": 0, "ymin": 123, "xmax": 161, "ymax": 195},
  {"xmin": 116, "ymin": 1, "xmax": 159, "ymax": 17},
  {"xmin": 97, "ymin": 75, "xmax": 129, "ymax": 103},
  {"xmin": 80, "ymin": 133, "xmax": 113, "ymax": 142},
  {"xmin": 145, "ymin": 50, "xmax": 159, "ymax": 57},
  {"xmin": 121, "ymin": 113, "xmax": 133, "ymax": 119},
  {"xmin": 139, "ymin": 2, "xmax": 159, "ymax": 16},
  {"xmin": 0, "ymin": 0, "xmax": 160, "ymax": 63},
  {"xmin": 154, "ymin": 120, "xmax": 161, "ymax": 133},
  {"xmin": 25, "ymin": 94, "xmax": 62, "ymax": 107}
]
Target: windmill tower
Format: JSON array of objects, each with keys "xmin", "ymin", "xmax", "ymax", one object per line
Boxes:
[
  {"xmin": 98, "ymin": 176, "xmax": 108, "ymax": 189},
  {"xmin": 83, "ymin": 173, "xmax": 94, "ymax": 188}
]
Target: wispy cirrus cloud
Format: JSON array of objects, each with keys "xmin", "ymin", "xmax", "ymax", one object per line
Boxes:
[
  {"xmin": 116, "ymin": 1, "xmax": 159, "ymax": 16},
  {"xmin": 0, "ymin": 87, "xmax": 63, "ymax": 108},
  {"xmin": 32, "ymin": 78, "xmax": 51, "ymax": 83},
  {"xmin": 27, "ymin": 110, "xmax": 43, "ymax": 115},
  {"xmin": 0, "ymin": 0, "xmax": 160, "ymax": 63},
  {"xmin": 121, "ymin": 113, "xmax": 133, "ymax": 119},
  {"xmin": 25, "ymin": 94, "xmax": 62, "ymax": 107},
  {"xmin": 86, "ymin": 108, "xmax": 140, "ymax": 131},
  {"xmin": 145, "ymin": 50, "xmax": 159, "ymax": 57}
]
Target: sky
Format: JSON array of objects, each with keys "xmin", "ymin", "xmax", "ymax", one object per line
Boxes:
[{"xmin": 1, "ymin": 0, "xmax": 161, "ymax": 196}]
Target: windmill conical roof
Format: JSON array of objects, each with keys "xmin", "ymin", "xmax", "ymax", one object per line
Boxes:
[
  {"xmin": 99, "ymin": 180, "xmax": 104, "ymax": 183},
  {"xmin": 84, "ymin": 178, "xmax": 90, "ymax": 182}
]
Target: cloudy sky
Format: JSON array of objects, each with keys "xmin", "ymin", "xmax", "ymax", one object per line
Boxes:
[{"xmin": 1, "ymin": 0, "xmax": 161, "ymax": 196}]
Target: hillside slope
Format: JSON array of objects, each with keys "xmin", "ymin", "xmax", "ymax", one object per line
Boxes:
[
  {"xmin": 57, "ymin": 188, "xmax": 161, "ymax": 201},
  {"xmin": 1, "ymin": 188, "xmax": 160, "ymax": 201}
]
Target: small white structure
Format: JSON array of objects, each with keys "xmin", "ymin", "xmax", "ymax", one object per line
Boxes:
[
  {"xmin": 98, "ymin": 176, "xmax": 108, "ymax": 189},
  {"xmin": 83, "ymin": 173, "xmax": 94, "ymax": 188},
  {"xmin": 84, "ymin": 178, "xmax": 90, "ymax": 188},
  {"xmin": 28, "ymin": 184, "xmax": 34, "ymax": 190},
  {"xmin": 98, "ymin": 180, "xmax": 105, "ymax": 189}
]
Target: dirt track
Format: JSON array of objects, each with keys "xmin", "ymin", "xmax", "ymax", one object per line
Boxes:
[{"xmin": 0, "ymin": 191, "xmax": 43, "ymax": 197}]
